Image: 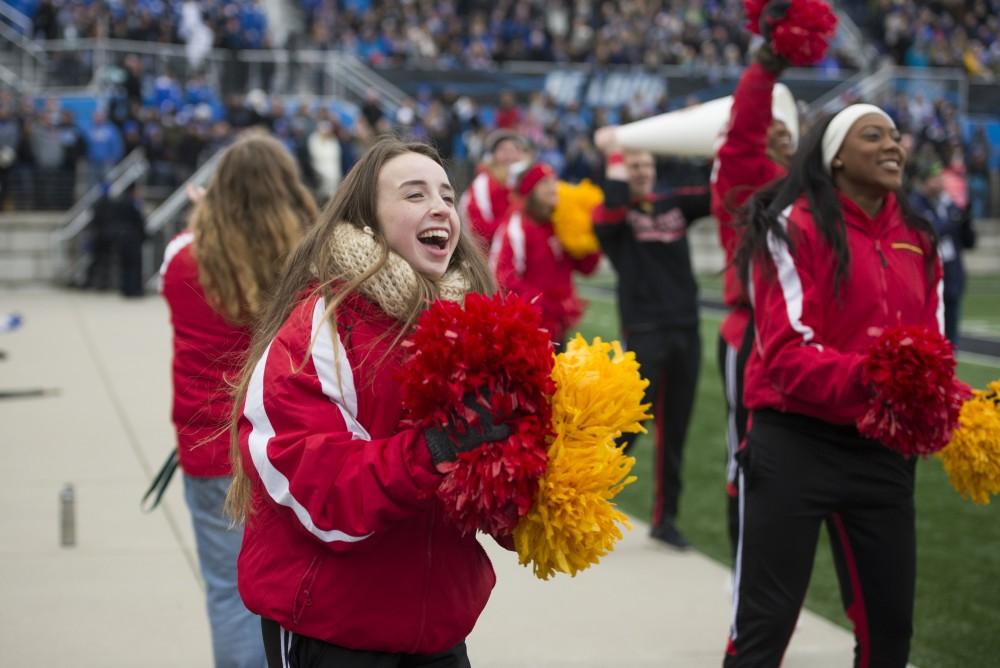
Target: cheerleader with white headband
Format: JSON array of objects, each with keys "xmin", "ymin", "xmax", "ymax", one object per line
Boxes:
[{"xmin": 724, "ymin": 104, "xmax": 943, "ymax": 667}]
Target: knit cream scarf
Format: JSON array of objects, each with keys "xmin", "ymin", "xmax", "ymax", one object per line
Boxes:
[{"xmin": 328, "ymin": 223, "xmax": 469, "ymax": 321}]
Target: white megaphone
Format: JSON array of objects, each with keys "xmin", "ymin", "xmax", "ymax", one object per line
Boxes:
[{"xmin": 608, "ymin": 83, "xmax": 799, "ymax": 158}]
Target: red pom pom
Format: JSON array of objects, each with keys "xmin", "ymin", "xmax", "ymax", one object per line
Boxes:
[
  {"xmin": 744, "ymin": 0, "xmax": 837, "ymax": 66},
  {"xmin": 435, "ymin": 417, "xmax": 549, "ymax": 535},
  {"xmin": 744, "ymin": 0, "xmax": 767, "ymax": 34},
  {"xmin": 857, "ymin": 325, "xmax": 971, "ymax": 457},
  {"xmin": 770, "ymin": 0, "xmax": 838, "ymax": 66},
  {"xmin": 399, "ymin": 293, "xmax": 556, "ymax": 534}
]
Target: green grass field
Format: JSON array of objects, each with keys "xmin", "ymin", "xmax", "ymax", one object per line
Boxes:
[{"xmin": 574, "ymin": 275, "xmax": 1000, "ymax": 668}]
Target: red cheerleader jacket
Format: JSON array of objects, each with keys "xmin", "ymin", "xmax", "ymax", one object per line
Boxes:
[
  {"xmin": 743, "ymin": 192, "xmax": 943, "ymax": 425},
  {"xmin": 161, "ymin": 231, "xmax": 252, "ymax": 477},
  {"xmin": 489, "ymin": 206, "xmax": 601, "ymax": 344},
  {"xmin": 459, "ymin": 168, "xmax": 514, "ymax": 246},
  {"xmin": 235, "ymin": 291, "xmax": 497, "ymax": 653}
]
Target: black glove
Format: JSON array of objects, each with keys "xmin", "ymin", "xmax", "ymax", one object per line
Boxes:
[
  {"xmin": 425, "ymin": 391, "xmax": 512, "ymax": 466},
  {"xmin": 754, "ymin": 43, "xmax": 789, "ymax": 74},
  {"xmin": 759, "ymin": 0, "xmax": 791, "ymax": 41}
]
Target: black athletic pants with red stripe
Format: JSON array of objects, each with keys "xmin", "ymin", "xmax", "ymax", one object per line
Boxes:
[
  {"xmin": 620, "ymin": 325, "xmax": 701, "ymax": 529},
  {"xmin": 725, "ymin": 410, "xmax": 916, "ymax": 668}
]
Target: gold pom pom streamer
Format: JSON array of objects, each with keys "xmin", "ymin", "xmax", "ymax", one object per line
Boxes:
[
  {"xmin": 552, "ymin": 180, "xmax": 603, "ymax": 260},
  {"xmin": 937, "ymin": 380, "xmax": 1000, "ymax": 505},
  {"xmin": 514, "ymin": 335, "xmax": 652, "ymax": 579}
]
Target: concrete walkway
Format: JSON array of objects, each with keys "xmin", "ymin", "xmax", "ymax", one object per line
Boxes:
[{"xmin": 0, "ymin": 289, "xmax": 856, "ymax": 667}]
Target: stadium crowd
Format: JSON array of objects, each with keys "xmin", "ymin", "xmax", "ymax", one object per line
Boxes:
[
  {"xmin": 847, "ymin": 0, "xmax": 1000, "ymax": 79},
  {"xmin": 0, "ymin": 76, "xmax": 992, "ymax": 219},
  {"xmin": 296, "ymin": 0, "xmax": 848, "ymax": 71},
  {"xmin": 6, "ymin": 0, "xmax": 999, "ymax": 82},
  {"xmin": 11, "ymin": 0, "xmax": 269, "ymax": 49}
]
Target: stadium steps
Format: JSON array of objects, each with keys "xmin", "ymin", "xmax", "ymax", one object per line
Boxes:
[{"xmin": 0, "ymin": 211, "xmax": 63, "ymax": 285}]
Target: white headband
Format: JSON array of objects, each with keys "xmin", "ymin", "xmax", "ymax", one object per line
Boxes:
[{"xmin": 821, "ymin": 104, "xmax": 895, "ymax": 174}]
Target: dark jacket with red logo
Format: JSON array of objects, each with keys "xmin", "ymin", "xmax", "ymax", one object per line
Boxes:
[
  {"xmin": 743, "ymin": 192, "xmax": 943, "ymax": 425},
  {"xmin": 593, "ymin": 179, "xmax": 711, "ymax": 331}
]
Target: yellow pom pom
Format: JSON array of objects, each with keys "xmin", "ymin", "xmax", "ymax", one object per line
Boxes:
[
  {"xmin": 551, "ymin": 180, "xmax": 603, "ymax": 260},
  {"xmin": 514, "ymin": 334, "xmax": 652, "ymax": 579},
  {"xmin": 937, "ymin": 380, "xmax": 1000, "ymax": 505}
]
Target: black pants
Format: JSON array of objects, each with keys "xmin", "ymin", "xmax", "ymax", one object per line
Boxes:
[
  {"xmin": 118, "ymin": 233, "xmax": 144, "ymax": 297},
  {"xmin": 716, "ymin": 321, "xmax": 754, "ymax": 560},
  {"xmin": 725, "ymin": 410, "xmax": 916, "ymax": 668},
  {"xmin": 620, "ymin": 326, "xmax": 700, "ymax": 528},
  {"xmin": 262, "ymin": 619, "xmax": 470, "ymax": 668},
  {"xmin": 943, "ymin": 294, "xmax": 961, "ymax": 346}
]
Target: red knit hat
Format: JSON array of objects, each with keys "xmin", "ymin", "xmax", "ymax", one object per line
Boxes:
[{"xmin": 517, "ymin": 163, "xmax": 555, "ymax": 197}]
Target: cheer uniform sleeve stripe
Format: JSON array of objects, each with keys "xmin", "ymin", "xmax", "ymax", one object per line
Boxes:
[
  {"xmin": 159, "ymin": 231, "xmax": 194, "ymax": 278},
  {"xmin": 311, "ymin": 298, "xmax": 371, "ymax": 441},
  {"xmin": 245, "ymin": 341, "xmax": 372, "ymax": 545}
]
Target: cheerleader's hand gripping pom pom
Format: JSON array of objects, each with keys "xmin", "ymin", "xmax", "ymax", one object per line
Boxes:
[
  {"xmin": 744, "ymin": 0, "xmax": 837, "ymax": 66},
  {"xmin": 399, "ymin": 293, "xmax": 554, "ymax": 537},
  {"xmin": 857, "ymin": 325, "xmax": 971, "ymax": 457},
  {"xmin": 757, "ymin": 0, "xmax": 791, "ymax": 40},
  {"xmin": 425, "ymin": 391, "xmax": 512, "ymax": 467}
]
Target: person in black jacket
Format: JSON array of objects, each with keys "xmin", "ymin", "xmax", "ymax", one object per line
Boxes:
[
  {"xmin": 115, "ymin": 183, "xmax": 147, "ymax": 297},
  {"xmin": 593, "ymin": 130, "xmax": 711, "ymax": 549}
]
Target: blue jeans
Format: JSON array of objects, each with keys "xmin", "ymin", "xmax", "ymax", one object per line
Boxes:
[{"xmin": 184, "ymin": 474, "xmax": 266, "ymax": 668}]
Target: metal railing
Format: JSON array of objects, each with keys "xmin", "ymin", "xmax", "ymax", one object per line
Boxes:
[
  {"xmin": 807, "ymin": 63, "xmax": 969, "ymax": 119},
  {"xmin": 0, "ymin": 17, "xmax": 47, "ymax": 87},
  {"xmin": 51, "ymin": 148, "xmax": 149, "ymax": 285},
  {"xmin": 807, "ymin": 62, "xmax": 893, "ymax": 117},
  {"xmin": 0, "ymin": 0, "xmax": 31, "ymax": 35},
  {"xmin": 142, "ymin": 147, "xmax": 225, "ymax": 289},
  {"xmin": 833, "ymin": 8, "xmax": 879, "ymax": 71},
  {"xmin": 10, "ymin": 38, "xmax": 406, "ymax": 114}
]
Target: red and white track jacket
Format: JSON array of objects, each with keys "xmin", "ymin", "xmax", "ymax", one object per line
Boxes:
[
  {"xmin": 459, "ymin": 169, "xmax": 513, "ymax": 246},
  {"xmin": 711, "ymin": 61, "xmax": 786, "ymax": 348},
  {"xmin": 236, "ymin": 292, "xmax": 496, "ymax": 653},
  {"xmin": 161, "ymin": 231, "xmax": 251, "ymax": 477},
  {"xmin": 744, "ymin": 192, "xmax": 943, "ymax": 425},
  {"xmin": 489, "ymin": 206, "xmax": 601, "ymax": 344}
]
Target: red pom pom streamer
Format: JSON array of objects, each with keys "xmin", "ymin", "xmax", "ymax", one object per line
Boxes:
[
  {"xmin": 399, "ymin": 293, "xmax": 555, "ymax": 535},
  {"xmin": 744, "ymin": 0, "xmax": 838, "ymax": 66},
  {"xmin": 857, "ymin": 325, "xmax": 971, "ymax": 457},
  {"xmin": 744, "ymin": 0, "xmax": 767, "ymax": 34},
  {"xmin": 436, "ymin": 417, "xmax": 549, "ymax": 536}
]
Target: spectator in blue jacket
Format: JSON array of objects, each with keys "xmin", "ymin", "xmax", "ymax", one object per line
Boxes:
[{"xmin": 86, "ymin": 111, "xmax": 125, "ymax": 185}]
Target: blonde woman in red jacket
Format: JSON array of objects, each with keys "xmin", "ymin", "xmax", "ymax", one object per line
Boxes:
[
  {"xmin": 225, "ymin": 138, "xmax": 506, "ymax": 667},
  {"xmin": 725, "ymin": 105, "xmax": 941, "ymax": 667},
  {"xmin": 161, "ymin": 132, "xmax": 317, "ymax": 668}
]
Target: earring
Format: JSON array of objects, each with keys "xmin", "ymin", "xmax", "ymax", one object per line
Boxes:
[
  {"xmin": 832, "ymin": 159, "xmax": 843, "ymax": 168},
  {"xmin": 362, "ymin": 225, "xmax": 375, "ymax": 236}
]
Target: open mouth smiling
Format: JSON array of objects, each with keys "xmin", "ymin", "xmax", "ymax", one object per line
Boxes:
[{"xmin": 418, "ymin": 229, "xmax": 450, "ymax": 250}]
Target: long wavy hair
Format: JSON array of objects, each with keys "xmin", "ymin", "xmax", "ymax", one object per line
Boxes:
[
  {"xmin": 735, "ymin": 112, "xmax": 937, "ymax": 295},
  {"xmin": 191, "ymin": 131, "xmax": 318, "ymax": 324},
  {"xmin": 225, "ymin": 137, "xmax": 495, "ymax": 521}
]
